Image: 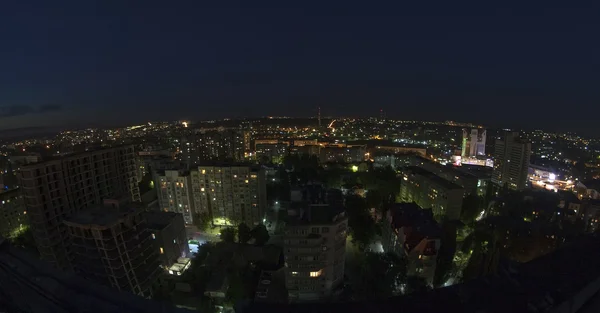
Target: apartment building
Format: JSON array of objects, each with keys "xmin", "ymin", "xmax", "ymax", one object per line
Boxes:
[
  {"xmin": 412, "ymin": 155, "xmax": 490, "ymax": 197},
  {"xmin": 255, "ymin": 143, "xmax": 288, "ymax": 164},
  {"xmin": 284, "ymin": 203, "xmax": 347, "ymax": 302},
  {"xmin": 180, "ymin": 129, "xmax": 246, "ymax": 168},
  {"xmin": 399, "ymin": 166, "xmax": 464, "ymax": 221},
  {"xmin": 382, "ymin": 203, "xmax": 441, "ymax": 285},
  {"xmin": 191, "ymin": 164, "xmax": 266, "ymax": 226},
  {"xmin": 492, "ymin": 131, "xmax": 531, "ymax": 190},
  {"xmin": 0, "ymin": 188, "xmax": 27, "ymax": 238},
  {"xmin": 319, "ymin": 146, "xmax": 366, "ymax": 164},
  {"xmin": 145, "ymin": 211, "xmax": 189, "ymax": 271},
  {"xmin": 64, "ymin": 200, "xmax": 160, "ymax": 297},
  {"xmin": 155, "ymin": 170, "xmax": 195, "ymax": 224},
  {"xmin": 19, "ymin": 146, "xmax": 140, "ymax": 270}
]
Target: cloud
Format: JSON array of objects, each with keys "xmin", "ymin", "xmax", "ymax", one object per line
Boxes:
[
  {"xmin": 0, "ymin": 104, "xmax": 62, "ymax": 118},
  {"xmin": 0, "ymin": 105, "xmax": 34, "ymax": 117},
  {"xmin": 39, "ymin": 104, "xmax": 62, "ymax": 113}
]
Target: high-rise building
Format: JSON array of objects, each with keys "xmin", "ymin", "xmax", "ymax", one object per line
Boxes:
[
  {"xmin": 492, "ymin": 132, "xmax": 531, "ymax": 190},
  {"xmin": 155, "ymin": 170, "xmax": 195, "ymax": 225},
  {"xmin": 284, "ymin": 203, "xmax": 347, "ymax": 302},
  {"xmin": 191, "ymin": 164, "xmax": 266, "ymax": 226},
  {"xmin": 399, "ymin": 166, "xmax": 464, "ymax": 221},
  {"xmin": 19, "ymin": 146, "xmax": 140, "ymax": 270},
  {"xmin": 180, "ymin": 129, "xmax": 245, "ymax": 167},
  {"xmin": 0, "ymin": 188, "xmax": 27, "ymax": 238},
  {"xmin": 64, "ymin": 200, "xmax": 160, "ymax": 297},
  {"xmin": 461, "ymin": 128, "xmax": 487, "ymax": 157}
]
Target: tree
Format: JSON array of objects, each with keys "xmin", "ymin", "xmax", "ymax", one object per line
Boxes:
[
  {"xmin": 220, "ymin": 227, "xmax": 236, "ymax": 243},
  {"xmin": 138, "ymin": 172, "xmax": 154, "ymax": 194},
  {"xmin": 237, "ymin": 223, "xmax": 251, "ymax": 244},
  {"xmin": 193, "ymin": 213, "xmax": 212, "ymax": 232},
  {"xmin": 404, "ymin": 276, "xmax": 431, "ymax": 294},
  {"xmin": 366, "ymin": 189, "xmax": 383, "ymax": 211},
  {"xmin": 225, "ymin": 271, "xmax": 247, "ymax": 307},
  {"xmin": 197, "ymin": 296, "xmax": 218, "ymax": 313},
  {"xmin": 461, "ymin": 193, "xmax": 482, "ymax": 224},
  {"xmin": 345, "ymin": 195, "xmax": 377, "ymax": 249},
  {"xmin": 354, "ymin": 252, "xmax": 407, "ymax": 300},
  {"xmin": 8, "ymin": 226, "xmax": 38, "ymax": 256},
  {"xmin": 250, "ymin": 224, "xmax": 270, "ymax": 246},
  {"xmin": 433, "ymin": 222, "xmax": 457, "ymax": 287}
]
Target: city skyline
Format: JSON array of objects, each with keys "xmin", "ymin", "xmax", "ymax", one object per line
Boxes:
[
  {"xmin": 3, "ymin": 2, "xmax": 600, "ymax": 311},
  {"xmin": 1, "ymin": 1, "xmax": 599, "ymax": 133}
]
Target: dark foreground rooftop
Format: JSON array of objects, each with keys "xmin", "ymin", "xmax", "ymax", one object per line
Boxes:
[
  {"xmin": 245, "ymin": 234, "xmax": 600, "ymax": 313},
  {"xmin": 0, "ymin": 236, "xmax": 191, "ymax": 313}
]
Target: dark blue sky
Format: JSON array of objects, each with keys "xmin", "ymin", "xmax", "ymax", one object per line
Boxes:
[{"xmin": 0, "ymin": 1, "xmax": 599, "ymax": 133}]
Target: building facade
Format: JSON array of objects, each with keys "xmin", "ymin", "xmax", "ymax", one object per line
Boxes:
[
  {"xmin": 180, "ymin": 128, "xmax": 245, "ymax": 167},
  {"xmin": 64, "ymin": 200, "xmax": 160, "ymax": 297},
  {"xmin": 319, "ymin": 146, "xmax": 366, "ymax": 164},
  {"xmin": 462, "ymin": 128, "xmax": 487, "ymax": 157},
  {"xmin": 0, "ymin": 188, "xmax": 27, "ymax": 238},
  {"xmin": 492, "ymin": 132, "xmax": 531, "ymax": 190},
  {"xmin": 284, "ymin": 204, "xmax": 347, "ymax": 302},
  {"xmin": 399, "ymin": 166, "xmax": 464, "ymax": 221},
  {"xmin": 18, "ymin": 146, "xmax": 140, "ymax": 270},
  {"xmin": 145, "ymin": 211, "xmax": 189, "ymax": 270},
  {"xmin": 155, "ymin": 170, "xmax": 195, "ymax": 224},
  {"xmin": 255, "ymin": 143, "xmax": 288, "ymax": 164},
  {"xmin": 191, "ymin": 165, "xmax": 267, "ymax": 226}
]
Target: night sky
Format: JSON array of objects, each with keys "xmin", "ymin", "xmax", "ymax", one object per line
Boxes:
[{"xmin": 0, "ymin": 1, "xmax": 598, "ymax": 133}]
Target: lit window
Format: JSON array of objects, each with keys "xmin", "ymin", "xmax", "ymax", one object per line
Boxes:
[
  {"xmin": 201, "ymin": 188, "xmax": 205, "ymax": 192},
  {"xmin": 160, "ymin": 247, "xmax": 164, "ymax": 254},
  {"xmin": 152, "ymin": 233, "xmax": 156, "ymax": 239},
  {"xmin": 173, "ymin": 239, "xmax": 176, "ymax": 244},
  {"xmin": 310, "ymin": 270, "xmax": 322, "ymax": 277},
  {"xmin": 245, "ymin": 180, "xmax": 249, "ymax": 183},
  {"xmin": 201, "ymin": 169, "xmax": 206, "ymax": 174},
  {"xmin": 292, "ymin": 272, "xmax": 298, "ymax": 276}
]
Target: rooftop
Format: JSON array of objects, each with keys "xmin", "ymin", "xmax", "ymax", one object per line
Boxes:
[
  {"xmin": 415, "ymin": 155, "xmax": 480, "ymax": 179},
  {"xmin": 388, "ymin": 203, "xmax": 442, "ymax": 245},
  {"xmin": 195, "ymin": 161, "xmax": 259, "ymax": 169},
  {"xmin": 347, "ymin": 139, "xmax": 427, "ymax": 149},
  {"xmin": 155, "ymin": 169, "xmax": 190, "ymax": 176},
  {"xmin": 285, "ymin": 203, "xmax": 346, "ymax": 226},
  {"xmin": 21, "ymin": 145, "xmax": 134, "ymax": 166},
  {"xmin": 456, "ymin": 164, "xmax": 493, "ymax": 179},
  {"xmin": 144, "ymin": 211, "xmax": 180, "ymax": 230},
  {"xmin": 0, "ymin": 237, "xmax": 192, "ymax": 313},
  {"xmin": 246, "ymin": 234, "xmax": 600, "ymax": 313},
  {"xmin": 403, "ymin": 166, "xmax": 464, "ymax": 190},
  {"xmin": 64, "ymin": 201, "xmax": 144, "ymax": 229}
]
